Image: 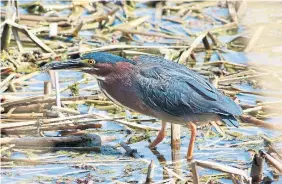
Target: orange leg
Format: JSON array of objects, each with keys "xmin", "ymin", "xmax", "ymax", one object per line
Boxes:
[
  {"xmin": 187, "ymin": 122, "xmax": 197, "ymax": 160},
  {"xmin": 149, "ymin": 121, "xmax": 167, "ymax": 148}
]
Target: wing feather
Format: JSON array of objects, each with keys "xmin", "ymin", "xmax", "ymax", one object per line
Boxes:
[{"xmin": 134, "ymin": 61, "xmax": 242, "ymax": 117}]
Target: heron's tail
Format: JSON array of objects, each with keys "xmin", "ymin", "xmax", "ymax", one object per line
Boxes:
[{"xmin": 219, "ymin": 115, "xmax": 240, "ymax": 127}]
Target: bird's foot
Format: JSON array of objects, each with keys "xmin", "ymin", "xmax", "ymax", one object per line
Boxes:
[
  {"xmin": 148, "ymin": 143, "xmax": 156, "ymax": 149},
  {"xmin": 186, "ymin": 155, "xmax": 193, "ymax": 161}
]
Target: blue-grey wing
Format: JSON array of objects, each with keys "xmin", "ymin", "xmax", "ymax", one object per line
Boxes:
[
  {"xmin": 134, "ymin": 64, "xmax": 242, "ymax": 117},
  {"xmin": 134, "ymin": 55, "xmax": 216, "ymax": 94}
]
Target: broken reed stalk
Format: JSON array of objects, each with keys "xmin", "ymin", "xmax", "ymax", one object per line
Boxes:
[
  {"xmin": 13, "ymin": 71, "xmax": 40, "ymax": 84},
  {"xmin": 114, "ymin": 28, "xmax": 187, "ymax": 40},
  {"xmin": 269, "ymin": 145, "xmax": 282, "ymax": 160},
  {"xmin": 244, "ymin": 26, "xmax": 264, "ymax": 52},
  {"xmin": 0, "ymin": 134, "xmax": 101, "ymax": 147},
  {"xmin": 191, "ymin": 161, "xmax": 199, "ymax": 184},
  {"xmin": 4, "ymin": 103, "xmax": 52, "ymax": 113},
  {"xmin": 0, "ymin": 73, "xmax": 15, "ymax": 89},
  {"xmin": 261, "ymin": 150, "xmax": 282, "ymax": 173},
  {"xmin": 2, "ymin": 95, "xmax": 100, "ymax": 109},
  {"xmin": 13, "ymin": 146, "xmax": 101, "ymax": 152},
  {"xmin": 240, "ymin": 115, "xmax": 282, "ymax": 131},
  {"xmin": 53, "ymin": 71, "xmax": 61, "ymax": 107},
  {"xmin": 0, "ymin": 144, "xmax": 15, "ymax": 153},
  {"xmin": 1, "ymin": 2, "xmax": 14, "ymax": 51},
  {"xmin": 171, "ymin": 123, "xmax": 181, "ymax": 150},
  {"xmin": 202, "ymin": 36, "xmax": 211, "ymax": 50},
  {"xmin": 250, "ymin": 152, "xmax": 265, "ymax": 184},
  {"xmin": 1, "ymin": 157, "xmax": 133, "ymax": 165},
  {"xmin": 51, "ymin": 106, "xmax": 80, "ymax": 115},
  {"xmin": 2, "ymin": 123, "xmax": 102, "ymax": 135},
  {"xmin": 5, "ymin": 20, "xmax": 55, "ymax": 53},
  {"xmin": 2, "ymin": 113, "xmax": 45, "ymax": 119},
  {"xmin": 227, "ymin": 1, "xmax": 239, "ymax": 24},
  {"xmin": 120, "ymin": 141, "xmax": 141, "ymax": 158},
  {"xmin": 163, "ymin": 165, "xmax": 186, "ymax": 181},
  {"xmin": 0, "ymin": 114, "xmax": 98, "ymax": 129},
  {"xmin": 191, "ymin": 160, "xmax": 252, "ymax": 184},
  {"xmin": 178, "ymin": 32, "xmax": 208, "ymax": 64},
  {"xmin": 44, "ymin": 81, "xmax": 52, "ymax": 95},
  {"xmin": 84, "ymin": 7, "xmax": 119, "ymax": 23},
  {"xmin": 145, "ymin": 160, "xmax": 155, "ymax": 184}
]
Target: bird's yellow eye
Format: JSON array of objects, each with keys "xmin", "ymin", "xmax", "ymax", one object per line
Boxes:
[{"xmin": 88, "ymin": 59, "xmax": 95, "ymax": 65}]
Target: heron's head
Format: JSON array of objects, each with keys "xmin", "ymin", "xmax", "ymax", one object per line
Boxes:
[{"xmin": 41, "ymin": 52, "xmax": 136, "ymax": 79}]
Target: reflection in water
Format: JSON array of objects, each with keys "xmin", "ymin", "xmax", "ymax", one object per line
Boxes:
[
  {"xmin": 171, "ymin": 147, "xmax": 182, "ymax": 180},
  {"xmin": 150, "ymin": 148, "xmax": 168, "ymax": 180}
]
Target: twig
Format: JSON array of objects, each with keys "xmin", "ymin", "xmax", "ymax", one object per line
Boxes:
[
  {"xmin": 191, "ymin": 160, "xmax": 251, "ymax": 183},
  {"xmin": 269, "ymin": 145, "xmax": 282, "ymax": 160},
  {"xmin": 114, "ymin": 28, "xmax": 187, "ymax": 40},
  {"xmin": 236, "ymin": 0, "xmax": 247, "ymax": 18},
  {"xmin": 145, "ymin": 160, "xmax": 155, "ymax": 184},
  {"xmin": 2, "ymin": 123, "xmax": 102, "ymax": 134},
  {"xmin": 229, "ymin": 140, "xmax": 263, "ymax": 147},
  {"xmin": 13, "ymin": 146, "xmax": 101, "ymax": 152},
  {"xmin": 208, "ymin": 22, "xmax": 237, "ymax": 34},
  {"xmin": 210, "ymin": 121, "xmax": 225, "ymax": 137},
  {"xmin": 261, "ymin": 150, "xmax": 282, "ymax": 173},
  {"xmin": 229, "ymin": 174, "xmax": 239, "ymax": 184},
  {"xmin": 191, "ymin": 160, "xmax": 199, "ymax": 184},
  {"xmin": 13, "ymin": 71, "xmax": 39, "ymax": 84},
  {"xmin": 204, "ymin": 60, "xmax": 247, "ymax": 68},
  {"xmin": 0, "ymin": 134, "xmax": 101, "ymax": 147},
  {"xmin": 202, "ymin": 36, "xmax": 211, "ymax": 50},
  {"xmin": 7, "ymin": 20, "xmax": 55, "ymax": 53},
  {"xmin": 2, "ymin": 95, "xmax": 99, "ymax": 109},
  {"xmin": 44, "ymin": 81, "xmax": 52, "ymax": 95},
  {"xmin": 112, "ymin": 15, "xmax": 150, "ymax": 31},
  {"xmin": 1, "ymin": 7, "xmax": 13, "ymax": 50},
  {"xmin": 0, "ymin": 144, "xmax": 15, "ymax": 153},
  {"xmin": 163, "ymin": 165, "xmax": 186, "ymax": 182},
  {"xmin": 227, "ymin": 1, "xmax": 239, "ymax": 24},
  {"xmin": 53, "ymin": 71, "xmax": 61, "ymax": 107},
  {"xmin": 155, "ymin": 2, "xmax": 162, "ymax": 30},
  {"xmin": 0, "ymin": 73, "xmax": 15, "ymax": 89},
  {"xmin": 1, "ymin": 157, "xmax": 133, "ymax": 165},
  {"xmin": 178, "ymin": 32, "xmax": 207, "ymax": 64},
  {"xmin": 171, "ymin": 123, "xmax": 180, "ymax": 149},
  {"xmin": 2, "ymin": 112, "xmax": 45, "ymax": 119},
  {"xmin": 84, "ymin": 7, "xmax": 119, "ymax": 24},
  {"xmin": 51, "ymin": 106, "xmax": 80, "ymax": 115},
  {"xmin": 250, "ymin": 152, "xmax": 265, "ymax": 184},
  {"xmin": 9, "ymin": 13, "xmax": 68, "ymax": 22},
  {"xmin": 243, "ymin": 106, "xmax": 263, "ymax": 114},
  {"xmin": 244, "ymin": 26, "xmax": 264, "ymax": 52},
  {"xmin": 0, "ymin": 114, "xmax": 98, "ymax": 129},
  {"xmin": 12, "ymin": 27, "xmax": 23, "ymax": 52},
  {"xmin": 49, "ymin": 23, "xmax": 58, "ymax": 37},
  {"xmin": 240, "ymin": 115, "xmax": 282, "ymax": 131},
  {"xmin": 120, "ymin": 141, "xmax": 141, "ymax": 158}
]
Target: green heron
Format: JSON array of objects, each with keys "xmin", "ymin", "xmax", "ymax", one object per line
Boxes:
[{"xmin": 42, "ymin": 52, "xmax": 242, "ymax": 160}]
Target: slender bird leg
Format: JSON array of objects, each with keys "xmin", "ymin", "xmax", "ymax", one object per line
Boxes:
[
  {"xmin": 149, "ymin": 121, "xmax": 167, "ymax": 148},
  {"xmin": 187, "ymin": 122, "xmax": 197, "ymax": 160}
]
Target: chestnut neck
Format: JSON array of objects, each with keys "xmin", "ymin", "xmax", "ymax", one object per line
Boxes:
[{"xmin": 83, "ymin": 62, "xmax": 135, "ymax": 80}]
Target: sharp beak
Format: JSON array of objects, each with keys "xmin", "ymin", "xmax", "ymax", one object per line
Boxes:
[{"xmin": 40, "ymin": 59, "xmax": 88, "ymax": 71}]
